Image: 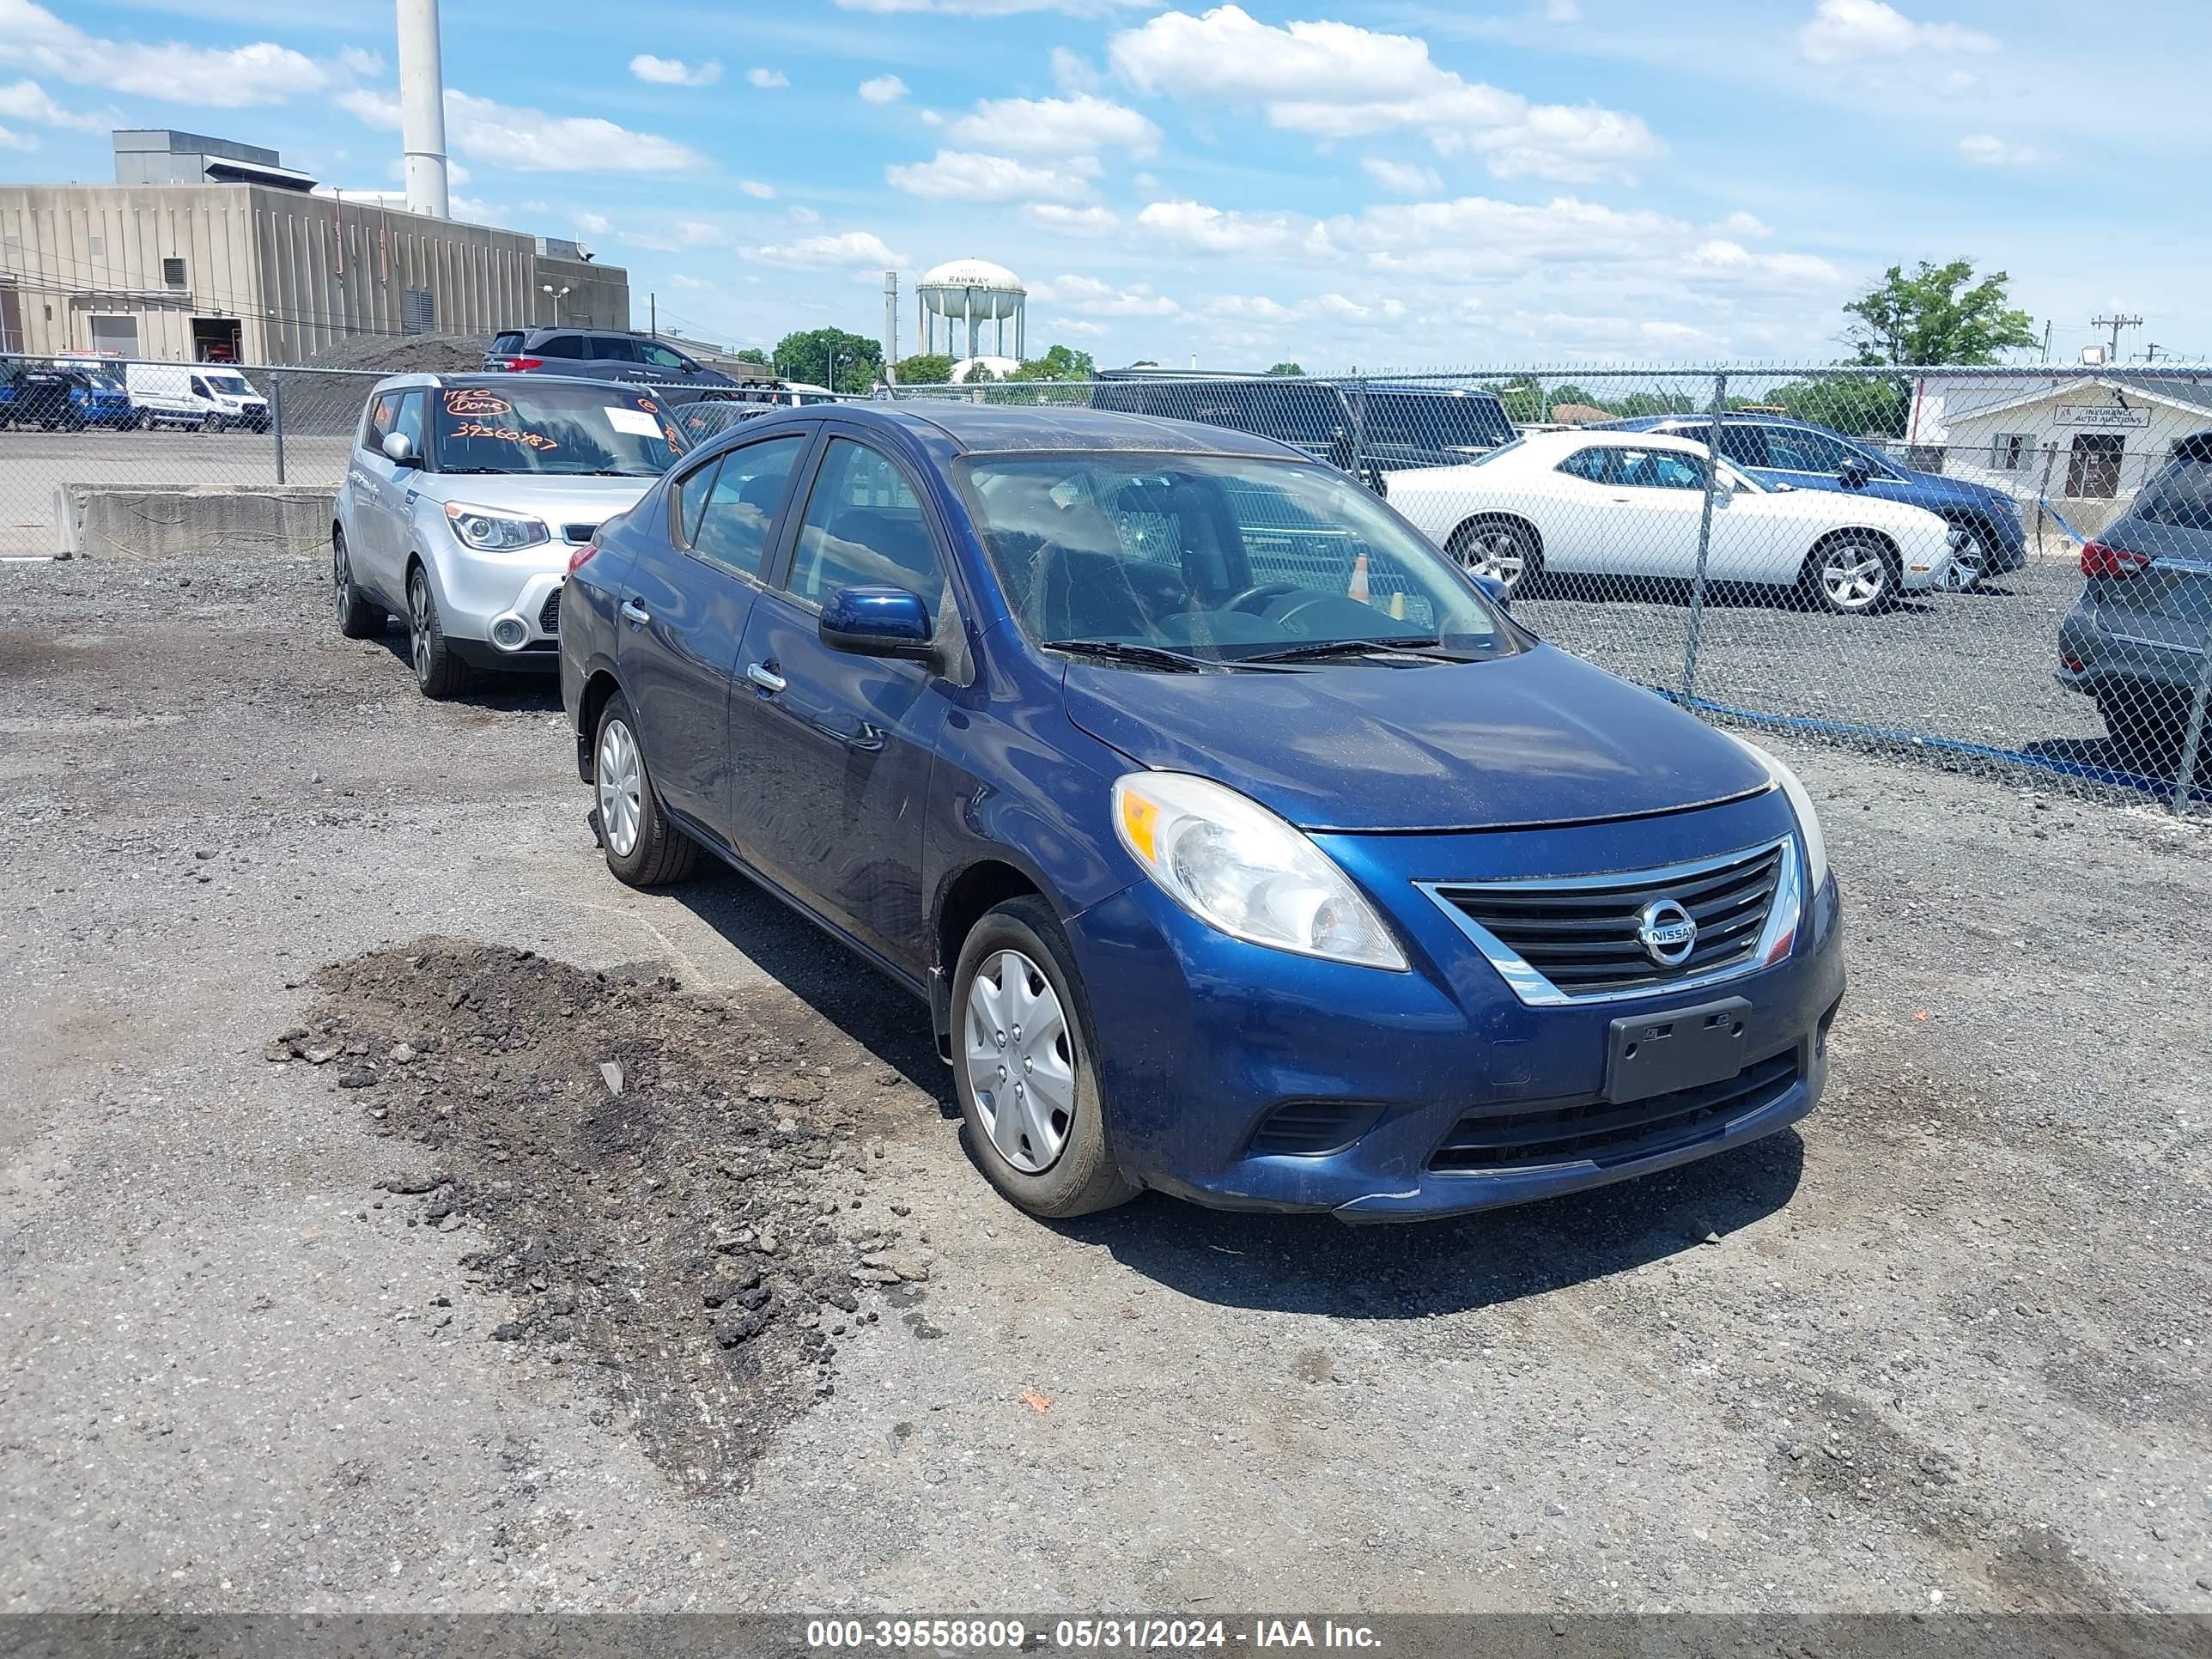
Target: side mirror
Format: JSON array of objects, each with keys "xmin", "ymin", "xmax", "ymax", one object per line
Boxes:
[
  {"xmin": 1471, "ymin": 572, "xmax": 1511, "ymax": 610},
  {"xmin": 381, "ymin": 431, "xmax": 418, "ymax": 466},
  {"xmin": 821, "ymin": 585, "xmax": 939, "ymax": 665}
]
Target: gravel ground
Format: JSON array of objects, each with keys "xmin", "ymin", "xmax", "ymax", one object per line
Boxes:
[{"xmin": 2, "ymin": 553, "xmax": 2209, "ymax": 1618}]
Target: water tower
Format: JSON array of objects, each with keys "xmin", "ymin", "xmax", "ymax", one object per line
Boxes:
[{"xmin": 917, "ymin": 258, "xmax": 1025, "ymax": 362}]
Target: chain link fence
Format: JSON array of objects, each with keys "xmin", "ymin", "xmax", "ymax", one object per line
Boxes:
[
  {"xmin": 894, "ymin": 362, "xmax": 2212, "ymax": 816},
  {"xmin": 5, "ymin": 349, "xmax": 2208, "ymax": 816}
]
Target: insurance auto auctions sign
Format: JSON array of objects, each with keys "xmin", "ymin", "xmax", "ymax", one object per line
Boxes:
[{"xmin": 2053, "ymin": 404, "xmax": 2151, "ymax": 429}]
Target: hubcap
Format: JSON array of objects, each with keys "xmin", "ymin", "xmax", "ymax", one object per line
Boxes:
[
  {"xmin": 410, "ymin": 579, "xmax": 433, "ymax": 682},
  {"xmin": 596, "ymin": 719, "xmax": 643, "ymax": 859},
  {"xmin": 331, "ymin": 538, "xmax": 349, "ymax": 617},
  {"xmin": 963, "ymin": 949, "xmax": 1074, "ymax": 1175},
  {"xmin": 1462, "ymin": 530, "xmax": 1526, "ymax": 588},
  {"xmin": 1943, "ymin": 532, "xmax": 1986, "ymax": 591},
  {"xmin": 1820, "ymin": 546, "xmax": 1887, "ymax": 611}
]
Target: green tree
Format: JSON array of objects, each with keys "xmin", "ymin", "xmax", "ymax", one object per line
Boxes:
[
  {"xmin": 1267, "ymin": 361, "xmax": 1306, "ymax": 376},
  {"xmin": 1766, "ymin": 375, "xmax": 1909, "ymax": 439},
  {"xmin": 1014, "ymin": 343, "xmax": 1097, "ymax": 381},
  {"xmin": 894, "ymin": 352, "xmax": 955, "ymax": 385},
  {"xmin": 1613, "ymin": 389, "xmax": 1698, "ymax": 419},
  {"xmin": 1486, "ymin": 375, "xmax": 1546, "ymax": 423},
  {"xmin": 1842, "ymin": 258, "xmax": 2038, "ymax": 367},
  {"xmin": 731, "ymin": 347, "xmax": 770, "ymax": 367},
  {"xmin": 770, "ymin": 327, "xmax": 884, "ymax": 393}
]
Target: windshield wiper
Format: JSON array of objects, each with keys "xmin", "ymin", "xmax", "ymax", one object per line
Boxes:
[
  {"xmin": 1043, "ymin": 638, "xmax": 1225, "ymax": 672},
  {"xmin": 1237, "ymin": 635, "xmax": 1462, "ymax": 664}
]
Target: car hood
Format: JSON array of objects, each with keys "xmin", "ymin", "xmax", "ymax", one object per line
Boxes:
[
  {"xmin": 414, "ymin": 473, "xmax": 657, "ymax": 525},
  {"xmin": 1061, "ymin": 641, "xmax": 1771, "ymax": 832}
]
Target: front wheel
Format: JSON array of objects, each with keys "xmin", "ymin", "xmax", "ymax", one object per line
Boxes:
[
  {"xmin": 593, "ymin": 693, "xmax": 698, "ymax": 886},
  {"xmin": 1805, "ymin": 537, "xmax": 1899, "ymax": 615},
  {"xmin": 405, "ymin": 565, "xmax": 471, "ymax": 699},
  {"xmin": 952, "ymin": 896, "xmax": 1137, "ymax": 1218}
]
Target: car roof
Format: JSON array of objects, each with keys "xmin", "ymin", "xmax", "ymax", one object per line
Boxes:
[
  {"xmin": 368, "ymin": 370, "xmax": 624, "ymax": 393},
  {"xmin": 1613, "ymin": 411, "xmax": 1834, "ymax": 434},
  {"xmin": 741, "ymin": 399, "xmax": 1310, "ymax": 461}
]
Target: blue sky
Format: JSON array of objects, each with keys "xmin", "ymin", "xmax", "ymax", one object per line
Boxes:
[{"xmin": 3, "ymin": 0, "xmax": 2204, "ymax": 370}]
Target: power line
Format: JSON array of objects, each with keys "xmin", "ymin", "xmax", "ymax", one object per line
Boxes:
[{"xmin": 2089, "ymin": 313, "xmax": 2142, "ymax": 361}]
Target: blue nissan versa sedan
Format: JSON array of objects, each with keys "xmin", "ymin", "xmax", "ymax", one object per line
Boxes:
[{"xmin": 560, "ymin": 404, "xmax": 1844, "ymax": 1221}]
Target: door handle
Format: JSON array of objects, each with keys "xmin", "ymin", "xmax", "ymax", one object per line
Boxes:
[
  {"xmin": 620, "ymin": 599, "xmax": 651, "ymax": 626},
  {"xmin": 746, "ymin": 661, "xmax": 786, "ymax": 694}
]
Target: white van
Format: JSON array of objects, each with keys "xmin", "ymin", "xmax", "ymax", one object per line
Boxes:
[{"xmin": 125, "ymin": 362, "xmax": 272, "ymax": 432}]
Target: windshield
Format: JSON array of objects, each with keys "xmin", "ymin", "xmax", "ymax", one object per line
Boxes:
[
  {"xmin": 1366, "ymin": 392, "xmax": 1513, "ymax": 451},
  {"xmin": 204, "ymin": 371, "xmax": 252, "ymax": 398},
  {"xmin": 961, "ymin": 453, "xmax": 1516, "ymax": 666},
  {"xmin": 430, "ymin": 384, "xmax": 688, "ymax": 477}
]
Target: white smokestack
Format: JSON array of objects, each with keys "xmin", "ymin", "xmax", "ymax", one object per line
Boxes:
[{"xmin": 397, "ymin": 0, "xmax": 451, "ymax": 219}]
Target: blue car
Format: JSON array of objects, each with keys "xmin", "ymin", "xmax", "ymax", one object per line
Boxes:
[
  {"xmin": 1604, "ymin": 412, "xmax": 2027, "ymax": 579},
  {"xmin": 560, "ymin": 404, "xmax": 1844, "ymax": 1222}
]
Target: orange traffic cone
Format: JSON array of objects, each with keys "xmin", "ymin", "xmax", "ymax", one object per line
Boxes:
[{"xmin": 1347, "ymin": 552, "xmax": 1370, "ymax": 604}]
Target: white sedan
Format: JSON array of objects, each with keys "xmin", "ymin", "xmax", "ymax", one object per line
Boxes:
[{"xmin": 1387, "ymin": 428, "xmax": 1965, "ymax": 614}]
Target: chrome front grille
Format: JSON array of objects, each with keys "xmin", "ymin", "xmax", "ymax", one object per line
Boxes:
[{"xmin": 1419, "ymin": 837, "xmax": 1798, "ymax": 1006}]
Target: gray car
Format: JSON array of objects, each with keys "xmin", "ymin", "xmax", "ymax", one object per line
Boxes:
[
  {"xmin": 330, "ymin": 374, "xmax": 688, "ymax": 697},
  {"xmin": 2056, "ymin": 430, "xmax": 2212, "ymax": 771}
]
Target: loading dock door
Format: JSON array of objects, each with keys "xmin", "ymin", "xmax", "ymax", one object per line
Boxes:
[{"xmin": 88, "ymin": 316, "xmax": 141, "ymax": 359}]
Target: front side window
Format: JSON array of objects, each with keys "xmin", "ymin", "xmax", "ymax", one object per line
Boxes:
[
  {"xmin": 388, "ymin": 391, "xmax": 427, "ymax": 455},
  {"xmin": 686, "ymin": 434, "xmax": 809, "ymax": 579},
  {"xmin": 430, "ymin": 383, "xmax": 688, "ymax": 477},
  {"xmin": 1761, "ymin": 425, "xmax": 1859, "ymax": 474},
  {"xmin": 1711, "ymin": 423, "xmax": 1770, "ymax": 468},
  {"xmin": 364, "ymin": 391, "xmax": 403, "ymax": 450},
  {"xmin": 786, "ymin": 439, "xmax": 946, "ymax": 609},
  {"xmin": 1613, "ymin": 447, "xmax": 1705, "ymax": 490},
  {"xmin": 962, "ymin": 453, "xmax": 1515, "ymax": 664},
  {"xmin": 635, "ymin": 340, "xmax": 690, "ymax": 372}
]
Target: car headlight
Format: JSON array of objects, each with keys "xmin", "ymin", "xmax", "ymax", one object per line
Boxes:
[
  {"xmin": 1726, "ymin": 733, "xmax": 1829, "ymax": 890},
  {"xmin": 444, "ymin": 501, "xmax": 549, "ymax": 551},
  {"xmin": 1112, "ymin": 772, "xmax": 1407, "ymax": 970}
]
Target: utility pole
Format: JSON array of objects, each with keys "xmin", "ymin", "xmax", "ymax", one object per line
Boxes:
[
  {"xmin": 649, "ymin": 294, "xmax": 656, "ymax": 339},
  {"xmin": 2090, "ymin": 313, "xmax": 2143, "ymax": 361},
  {"xmin": 2144, "ymin": 343, "xmax": 2165, "ymax": 364},
  {"xmin": 2040, "ymin": 319, "xmax": 2052, "ymax": 359}
]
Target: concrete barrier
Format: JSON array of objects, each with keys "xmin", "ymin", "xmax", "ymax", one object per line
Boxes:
[{"xmin": 58, "ymin": 482, "xmax": 331, "ymax": 561}]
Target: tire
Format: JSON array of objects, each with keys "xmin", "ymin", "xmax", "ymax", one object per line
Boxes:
[
  {"xmin": 951, "ymin": 895, "xmax": 1138, "ymax": 1219},
  {"xmin": 200, "ymin": 414, "xmax": 219, "ymax": 434},
  {"xmin": 1447, "ymin": 517, "xmax": 1541, "ymax": 595},
  {"xmin": 2096, "ymin": 690, "xmax": 2185, "ymax": 772},
  {"xmin": 592, "ymin": 693, "xmax": 699, "ymax": 886},
  {"xmin": 1804, "ymin": 535, "xmax": 1899, "ymax": 615},
  {"xmin": 331, "ymin": 527, "xmax": 384, "ymax": 640},
  {"xmin": 137, "ymin": 410, "xmax": 155, "ymax": 432},
  {"xmin": 405, "ymin": 564, "xmax": 471, "ymax": 700}
]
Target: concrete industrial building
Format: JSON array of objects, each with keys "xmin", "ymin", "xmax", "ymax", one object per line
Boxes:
[{"xmin": 0, "ymin": 130, "xmax": 628, "ymax": 366}]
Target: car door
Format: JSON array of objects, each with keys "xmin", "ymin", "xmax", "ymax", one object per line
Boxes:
[
  {"xmin": 616, "ymin": 429, "xmax": 813, "ymax": 828},
  {"xmin": 1754, "ymin": 422, "xmax": 1863, "ymax": 497},
  {"xmin": 1588, "ymin": 444, "xmax": 1704, "ymax": 580},
  {"xmin": 348, "ymin": 388, "xmax": 424, "ymax": 603},
  {"xmin": 724, "ymin": 433, "xmax": 955, "ymax": 972},
  {"xmin": 1532, "ymin": 444, "xmax": 1624, "ymax": 573}
]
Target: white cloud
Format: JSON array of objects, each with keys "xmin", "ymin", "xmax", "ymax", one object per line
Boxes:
[
  {"xmin": 337, "ymin": 46, "xmax": 384, "ymax": 78},
  {"xmin": 676, "ymin": 220, "xmax": 725, "ymax": 246},
  {"xmin": 1543, "ymin": 0, "xmax": 1581, "ymax": 19},
  {"xmin": 738, "ymin": 179, "xmax": 776, "ymax": 198},
  {"xmin": 574, "ymin": 211, "xmax": 612, "ymax": 234},
  {"xmin": 1361, "ymin": 155, "xmax": 1443, "ymax": 195},
  {"xmin": 1023, "ymin": 203, "xmax": 1120, "ymax": 236},
  {"xmin": 836, "ymin": 0, "xmax": 1147, "ymax": 13},
  {"xmin": 1796, "ymin": 0, "xmax": 1999, "ymax": 63},
  {"xmin": 0, "ymin": 77, "xmax": 109, "ymax": 131},
  {"xmin": 1959, "ymin": 132, "xmax": 2048, "ymax": 167},
  {"xmin": 945, "ymin": 92, "xmax": 1160, "ymax": 158},
  {"xmin": 672, "ymin": 274, "xmax": 709, "ymax": 290},
  {"xmin": 1109, "ymin": 4, "xmax": 1662, "ymax": 184},
  {"xmin": 0, "ymin": 124, "xmax": 34, "ymax": 151},
  {"xmin": 342, "ymin": 87, "xmax": 706, "ymax": 173},
  {"xmin": 1715, "ymin": 210, "xmax": 1771, "ymax": 238},
  {"xmin": 1684, "ymin": 238, "xmax": 1842, "ymax": 285},
  {"xmin": 752, "ymin": 229, "xmax": 907, "ymax": 269},
  {"xmin": 885, "ymin": 149, "xmax": 1096, "ymax": 203},
  {"xmin": 788, "ymin": 205, "xmax": 823, "ymax": 224},
  {"xmin": 1050, "ymin": 318, "xmax": 1109, "ymax": 337},
  {"xmin": 859, "ymin": 74, "xmax": 909, "ymax": 104},
  {"xmin": 1030, "ymin": 274, "xmax": 1181, "ymax": 316},
  {"xmin": 1137, "ymin": 199, "xmax": 1310, "ymax": 257},
  {"xmin": 0, "ymin": 0, "xmax": 341, "ymax": 106},
  {"xmin": 1051, "ymin": 47, "xmax": 1101, "ymax": 92},
  {"xmin": 747, "ymin": 67, "xmax": 790, "ymax": 88},
  {"xmin": 629, "ymin": 54, "xmax": 722, "ymax": 88}
]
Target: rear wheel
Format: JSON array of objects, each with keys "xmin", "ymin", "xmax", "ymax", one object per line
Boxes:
[
  {"xmin": 331, "ymin": 528, "xmax": 384, "ymax": 639},
  {"xmin": 593, "ymin": 693, "xmax": 698, "ymax": 886},
  {"xmin": 1447, "ymin": 517, "xmax": 1540, "ymax": 595},
  {"xmin": 1805, "ymin": 536, "xmax": 1899, "ymax": 615},
  {"xmin": 406, "ymin": 565, "xmax": 471, "ymax": 700},
  {"xmin": 2097, "ymin": 689, "xmax": 2186, "ymax": 772},
  {"xmin": 952, "ymin": 896, "xmax": 1138, "ymax": 1218}
]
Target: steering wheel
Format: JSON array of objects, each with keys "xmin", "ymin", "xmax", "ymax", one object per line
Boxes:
[{"xmin": 1223, "ymin": 580, "xmax": 1305, "ymax": 617}]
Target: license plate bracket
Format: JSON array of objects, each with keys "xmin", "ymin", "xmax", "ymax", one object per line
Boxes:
[{"xmin": 1605, "ymin": 997, "xmax": 1751, "ymax": 1103}]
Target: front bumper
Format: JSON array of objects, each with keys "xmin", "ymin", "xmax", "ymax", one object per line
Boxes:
[
  {"xmin": 422, "ymin": 527, "xmax": 569, "ymax": 658},
  {"xmin": 1067, "ymin": 792, "xmax": 1844, "ymax": 1223}
]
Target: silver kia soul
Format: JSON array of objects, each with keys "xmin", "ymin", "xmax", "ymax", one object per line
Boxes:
[{"xmin": 330, "ymin": 373, "xmax": 689, "ymax": 696}]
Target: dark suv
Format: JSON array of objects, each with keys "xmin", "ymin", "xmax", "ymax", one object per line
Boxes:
[
  {"xmin": 484, "ymin": 329, "xmax": 737, "ymax": 396},
  {"xmin": 2056, "ymin": 431, "xmax": 2212, "ymax": 773},
  {"xmin": 1091, "ymin": 377, "xmax": 1511, "ymax": 483}
]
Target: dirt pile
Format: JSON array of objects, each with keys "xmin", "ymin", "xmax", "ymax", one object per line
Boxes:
[{"xmin": 273, "ymin": 938, "xmax": 932, "ymax": 1492}]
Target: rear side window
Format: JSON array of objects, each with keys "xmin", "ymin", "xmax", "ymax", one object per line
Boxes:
[
  {"xmin": 688, "ymin": 434, "xmax": 808, "ymax": 579},
  {"xmin": 1615, "ymin": 447, "xmax": 1705, "ymax": 490},
  {"xmin": 2137, "ymin": 460, "xmax": 2212, "ymax": 532},
  {"xmin": 536, "ymin": 334, "xmax": 585, "ymax": 360},
  {"xmin": 786, "ymin": 438, "xmax": 945, "ymax": 609},
  {"xmin": 1558, "ymin": 447, "xmax": 1613, "ymax": 483},
  {"xmin": 490, "ymin": 331, "xmax": 523, "ymax": 356}
]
